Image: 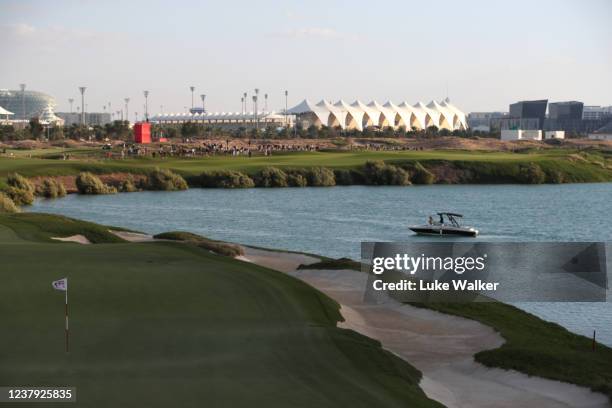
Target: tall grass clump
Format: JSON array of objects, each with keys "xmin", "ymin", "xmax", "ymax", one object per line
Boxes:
[
  {"xmin": 5, "ymin": 173, "xmax": 35, "ymax": 205},
  {"xmin": 154, "ymin": 231, "xmax": 244, "ymax": 257},
  {"xmin": 518, "ymin": 163, "xmax": 546, "ymax": 184},
  {"xmin": 286, "ymin": 173, "xmax": 308, "ymax": 187},
  {"xmin": 363, "ymin": 161, "xmax": 411, "ymax": 186},
  {"xmin": 254, "ymin": 167, "xmax": 288, "ymax": 187},
  {"xmin": 305, "ymin": 167, "xmax": 336, "ymax": 186},
  {"xmin": 408, "ymin": 162, "xmax": 436, "ymax": 185},
  {"xmin": 76, "ymin": 172, "xmax": 117, "ymax": 195},
  {"xmin": 0, "ymin": 192, "xmax": 20, "ymax": 213},
  {"xmin": 200, "ymin": 171, "xmax": 255, "ymax": 188},
  {"xmin": 146, "ymin": 168, "xmax": 188, "ymax": 191},
  {"xmin": 37, "ymin": 178, "xmax": 67, "ymax": 198}
]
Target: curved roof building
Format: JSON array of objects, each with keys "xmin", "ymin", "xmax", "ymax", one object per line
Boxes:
[
  {"xmin": 288, "ymin": 98, "xmax": 468, "ymax": 131},
  {"xmin": 0, "ymin": 89, "xmax": 56, "ymax": 120}
]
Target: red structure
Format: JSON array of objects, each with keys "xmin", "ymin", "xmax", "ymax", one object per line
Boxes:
[{"xmin": 134, "ymin": 122, "xmax": 151, "ymax": 144}]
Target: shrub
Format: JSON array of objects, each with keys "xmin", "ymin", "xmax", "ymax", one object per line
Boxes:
[
  {"xmin": 546, "ymin": 170, "xmax": 565, "ymax": 184},
  {"xmin": 0, "ymin": 192, "xmax": 19, "ymax": 213},
  {"xmin": 146, "ymin": 168, "xmax": 188, "ymax": 191},
  {"xmin": 518, "ymin": 163, "xmax": 546, "ymax": 184},
  {"xmin": 287, "ymin": 173, "xmax": 308, "ymax": 187},
  {"xmin": 363, "ymin": 161, "xmax": 411, "ymax": 186},
  {"xmin": 38, "ymin": 178, "xmax": 67, "ymax": 198},
  {"xmin": 334, "ymin": 169, "xmax": 355, "ymax": 185},
  {"xmin": 5, "ymin": 186, "xmax": 34, "ymax": 205},
  {"xmin": 7, "ymin": 173, "xmax": 35, "ymax": 194},
  {"xmin": 410, "ymin": 162, "xmax": 435, "ymax": 185},
  {"xmin": 200, "ymin": 171, "xmax": 255, "ymax": 188},
  {"xmin": 118, "ymin": 175, "xmax": 138, "ymax": 192},
  {"xmin": 305, "ymin": 167, "xmax": 335, "ymax": 187},
  {"xmin": 76, "ymin": 172, "xmax": 117, "ymax": 195},
  {"xmin": 254, "ymin": 167, "xmax": 288, "ymax": 187}
]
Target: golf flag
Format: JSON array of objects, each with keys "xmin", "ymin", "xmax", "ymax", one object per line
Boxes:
[
  {"xmin": 52, "ymin": 278, "xmax": 67, "ymax": 291},
  {"xmin": 52, "ymin": 278, "xmax": 69, "ymax": 353}
]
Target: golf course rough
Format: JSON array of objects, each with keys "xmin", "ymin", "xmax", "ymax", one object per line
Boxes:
[{"xmin": 0, "ymin": 213, "xmax": 441, "ymax": 408}]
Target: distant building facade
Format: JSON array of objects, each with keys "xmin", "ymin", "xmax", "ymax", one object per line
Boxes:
[
  {"xmin": 509, "ymin": 100, "xmax": 548, "ymax": 129},
  {"xmin": 467, "ymin": 112, "xmax": 507, "ymax": 131},
  {"xmin": 582, "ymin": 106, "xmax": 612, "ymax": 120},
  {"xmin": 56, "ymin": 112, "xmax": 112, "ymax": 126},
  {"xmin": 0, "ymin": 89, "xmax": 56, "ymax": 121}
]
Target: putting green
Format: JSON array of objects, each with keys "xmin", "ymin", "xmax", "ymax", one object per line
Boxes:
[{"xmin": 0, "ymin": 214, "xmax": 440, "ymax": 407}]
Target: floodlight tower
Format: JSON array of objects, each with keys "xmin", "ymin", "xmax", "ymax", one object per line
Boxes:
[
  {"xmin": 143, "ymin": 90, "xmax": 149, "ymax": 122},
  {"xmin": 68, "ymin": 98, "xmax": 74, "ymax": 114},
  {"xmin": 264, "ymin": 93, "xmax": 268, "ymax": 112},
  {"xmin": 189, "ymin": 86, "xmax": 195, "ymax": 110},
  {"xmin": 241, "ymin": 97, "xmax": 244, "ymax": 114},
  {"xmin": 252, "ymin": 95, "xmax": 258, "ymax": 133},
  {"xmin": 19, "ymin": 83, "xmax": 26, "ymax": 121},
  {"xmin": 124, "ymin": 98, "xmax": 130, "ymax": 123},
  {"xmin": 284, "ymin": 90, "xmax": 288, "ymax": 127},
  {"xmin": 200, "ymin": 94, "xmax": 206, "ymax": 114},
  {"xmin": 78, "ymin": 87, "xmax": 86, "ymax": 125}
]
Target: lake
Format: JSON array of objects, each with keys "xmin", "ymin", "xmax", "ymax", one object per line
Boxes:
[{"xmin": 29, "ymin": 183, "xmax": 612, "ymax": 345}]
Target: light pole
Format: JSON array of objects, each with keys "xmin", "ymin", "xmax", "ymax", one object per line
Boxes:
[
  {"xmin": 284, "ymin": 90, "xmax": 288, "ymax": 127},
  {"xmin": 143, "ymin": 90, "xmax": 149, "ymax": 122},
  {"xmin": 243, "ymin": 92, "xmax": 247, "ymax": 112},
  {"xmin": 19, "ymin": 83, "xmax": 26, "ymax": 121},
  {"xmin": 264, "ymin": 93, "xmax": 268, "ymax": 112},
  {"xmin": 135, "ymin": 112, "xmax": 138, "ymax": 122},
  {"xmin": 124, "ymin": 98, "xmax": 130, "ymax": 124},
  {"xmin": 68, "ymin": 98, "xmax": 74, "ymax": 114},
  {"xmin": 241, "ymin": 97, "xmax": 244, "ymax": 114},
  {"xmin": 160, "ymin": 105, "xmax": 164, "ymax": 115},
  {"xmin": 254, "ymin": 89, "xmax": 259, "ymax": 132},
  {"xmin": 252, "ymin": 95, "xmax": 258, "ymax": 134},
  {"xmin": 189, "ymin": 86, "xmax": 195, "ymax": 111},
  {"xmin": 78, "ymin": 87, "xmax": 86, "ymax": 126},
  {"xmin": 200, "ymin": 94, "xmax": 206, "ymax": 113}
]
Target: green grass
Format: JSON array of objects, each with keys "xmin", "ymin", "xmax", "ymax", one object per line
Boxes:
[
  {"xmin": 298, "ymin": 257, "xmax": 362, "ymax": 271},
  {"xmin": 0, "ymin": 214, "xmax": 440, "ymax": 408},
  {"xmin": 1, "ymin": 148, "xmax": 610, "ymax": 183},
  {"xmin": 413, "ymin": 302, "xmax": 612, "ymax": 399}
]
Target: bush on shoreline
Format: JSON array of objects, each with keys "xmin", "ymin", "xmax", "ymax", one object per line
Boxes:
[
  {"xmin": 146, "ymin": 168, "xmax": 188, "ymax": 191},
  {"xmin": 0, "ymin": 192, "xmax": 19, "ymax": 213},
  {"xmin": 363, "ymin": 161, "xmax": 411, "ymax": 186},
  {"xmin": 407, "ymin": 162, "xmax": 435, "ymax": 184},
  {"xmin": 76, "ymin": 172, "xmax": 117, "ymax": 195},
  {"xmin": 200, "ymin": 170, "xmax": 255, "ymax": 188},
  {"xmin": 254, "ymin": 167, "xmax": 288, "ymax": 187},
  {"xmin": 304, "ymin": 167, "xmax": 336, "ymax": 187},
  {"xmin": 5, "ymin": 173, "xmax": 35, "ymax": 205},
  {"xmin": 37, "ymin": 178, "xmax": 67, "ymax": 198}
]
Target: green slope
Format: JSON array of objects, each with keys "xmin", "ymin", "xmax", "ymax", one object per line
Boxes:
[{"xmin": 0, "ymin": 214, "xmax": 440, "ymax": 408}]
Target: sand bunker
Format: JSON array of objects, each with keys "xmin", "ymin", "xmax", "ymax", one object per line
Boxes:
[
  {"xmin": 243, "ymin": 246, "xmax": 609, "ymax": 408},
  {"xmin": 52, "ymin": 234, "xmax": 91, "ymax": 244}
]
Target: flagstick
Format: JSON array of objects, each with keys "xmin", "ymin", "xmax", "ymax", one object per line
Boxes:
[{"xmin": 65, "ymin": 286, "xmax": 69, "ymax": 354}]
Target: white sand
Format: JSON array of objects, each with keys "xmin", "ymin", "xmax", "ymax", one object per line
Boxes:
[
  {"xmin": 243, "ymin": 246, "xmax": 609, "ymax": 408},
  {"xmin": 52, "ymin": 234, "xmax": 91, "ymax": 244}
]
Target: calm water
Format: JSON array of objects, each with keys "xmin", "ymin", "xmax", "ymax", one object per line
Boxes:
[{"xmin": 29, "ymin": 184, "xmax": 612, "ymax": 344}]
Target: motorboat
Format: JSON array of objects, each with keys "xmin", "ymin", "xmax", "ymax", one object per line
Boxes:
[{"xmin": 409, "ymin": 212, "xmax": 479, "ymax": 237}]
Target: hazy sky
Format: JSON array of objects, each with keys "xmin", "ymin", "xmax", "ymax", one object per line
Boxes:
[{"xmin": 1, "ymin": 0, "xmax": 611, "ymax": 116}]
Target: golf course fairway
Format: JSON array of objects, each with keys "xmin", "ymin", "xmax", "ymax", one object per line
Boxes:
[{"xmin": 0, "ymin": 213, "xmax": 440, "ymax": 407}]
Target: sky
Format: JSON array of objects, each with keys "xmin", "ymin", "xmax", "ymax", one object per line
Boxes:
[{"xmin": 1, "ymin": 0, "xmax": 611, "ymax": 116}]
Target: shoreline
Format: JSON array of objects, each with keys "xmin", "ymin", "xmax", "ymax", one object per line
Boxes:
[{"xmin": 237, "ymin": 246, "xmax": 610, "ymax": 408}]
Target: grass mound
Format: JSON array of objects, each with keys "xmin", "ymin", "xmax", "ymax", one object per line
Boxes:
[
  {"xmin": 153, "ymin": 231, "xmax": 245, "ymax": 257},
  {"xmin": 0, "ymin": 212, "xmax": 126, "ymax": 243}
]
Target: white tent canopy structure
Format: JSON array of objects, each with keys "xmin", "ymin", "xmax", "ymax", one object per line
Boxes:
[
  {"xmin": 0, "ymin": 105, "xmax": 14, "ymax": 116},
  {"xmin": 288, "ymin": 98, "xmax": 468, "ymax": 131}
]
